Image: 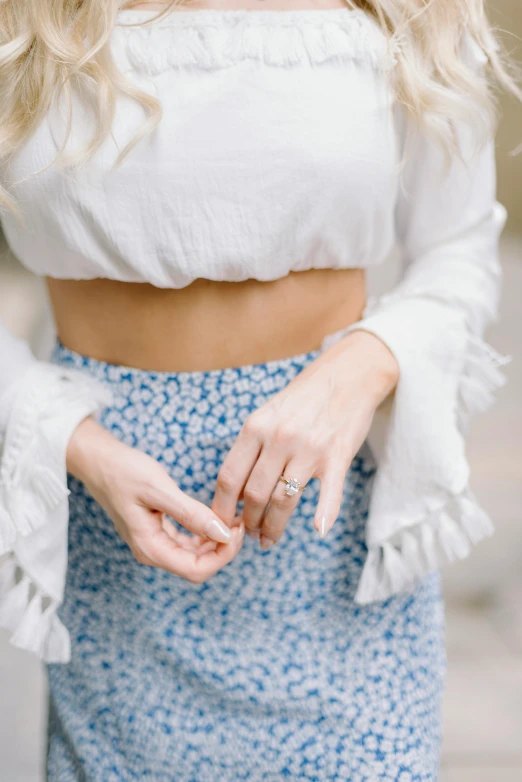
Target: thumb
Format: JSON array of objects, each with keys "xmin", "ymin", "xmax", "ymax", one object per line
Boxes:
[{"xmin": 151, "ymin": 482, "xmax": 235, "ymax": 545}]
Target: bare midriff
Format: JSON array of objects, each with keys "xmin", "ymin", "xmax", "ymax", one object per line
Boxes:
[{"xmin": 46, "ymin": 269, "xmax": 366, "ymax": 372}]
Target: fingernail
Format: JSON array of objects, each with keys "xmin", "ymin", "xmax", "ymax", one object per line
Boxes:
[
  {"xmin": 319, "ymin": 515, "xmax": 328, "ymax": 539},
  {"xmin": 259, "ymin": 535, "xmax": 274, "ymax": 551},
  {"xmin": 247, "ymin": 527, "xmax": 260, "ymax": 540},
  {"xmin": 204, "ymin": 518, "xmax": 233, "ymax": 543}
]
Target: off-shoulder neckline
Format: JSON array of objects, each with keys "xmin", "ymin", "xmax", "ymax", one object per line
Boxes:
[
  {"xmin": 112, "ymin": 7, "xmax": 396, "ymax": 73},
  {"xmin": 116, "ymin": 7, "xmax": 366, "ymax": 25}
]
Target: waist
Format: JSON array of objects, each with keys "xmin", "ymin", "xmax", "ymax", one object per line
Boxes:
[{"xmin": 46, "ymin": 268, "xmax": 366, "ymax": 372}]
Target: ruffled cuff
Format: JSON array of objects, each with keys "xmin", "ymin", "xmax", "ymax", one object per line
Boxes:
[
  {"xmin": 0, "ymin": 362, "xmax": 112, "ymax": 661},
  {"xmin": 321, "ymin": 295, "xmax": 509, "ymax": 603}
]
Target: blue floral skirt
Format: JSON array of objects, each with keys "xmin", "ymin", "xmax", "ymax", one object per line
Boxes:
[{"xmin": 47, "ymin": 342, "xmax": 445, "ymax": 781}]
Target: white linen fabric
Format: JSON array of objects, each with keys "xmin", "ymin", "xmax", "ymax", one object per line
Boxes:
[{"xmin": 0, "ymin": 8, "xmax": 508, "ymax": 661}]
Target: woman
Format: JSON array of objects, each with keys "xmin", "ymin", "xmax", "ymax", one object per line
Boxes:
[{"xmin": 0, "ymin": 0, "xmax": 518, "ymax": 779}]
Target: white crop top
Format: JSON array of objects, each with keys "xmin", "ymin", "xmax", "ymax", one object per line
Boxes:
[
  {"xmin": 1, "ymin": 8, "xmax": 404, "ymax": 288},
  {"xmin": 0, "ymin": 8, "xmax": 508, "ymax": 662}
]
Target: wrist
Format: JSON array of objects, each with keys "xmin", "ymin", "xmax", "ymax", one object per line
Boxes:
[
  {"xmin": 337, "ymin": 329, "xmax": 400, "ymax": 405},
  {"xmin": 66, "ymin": 416, "xmax": 111, "ymax": 483}
]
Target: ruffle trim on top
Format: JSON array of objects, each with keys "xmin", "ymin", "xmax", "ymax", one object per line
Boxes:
[
  {"xmin": 114, "ymin": 8, "xmax": 400, "ymax": 74},
  {"xmin": 0, "ymin": 363, "xmax": 111, "ymax": 556},
  {"xmin": 355, "ymin": 486, "xmax": 495, "ymax": 603},
  {"xmin": 354, "ymin": 333, "xmax": 510, "ymax": 604},
  {"xmin": 458, "ymin": 335, "xmax": 510, "ymax": 427},
  {"xmin": 0, "ymin": 439, "xmax": 68, "ymax": 558},
  {"xmin": 0, "ymin": 555, "xmax": 71, "ymax": 662},
  {"xmin": 0, "ymin": 362, "xmax": 112, "ymax": 661}
]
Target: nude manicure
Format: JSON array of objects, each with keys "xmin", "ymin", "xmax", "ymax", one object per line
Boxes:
[
  {"xmin": 204, "ymin": 518, "xmax": 233, "ymax": 543},
  {"xmin": 259, "ymin": 535, "xmax": 275, "ymax": 550}
]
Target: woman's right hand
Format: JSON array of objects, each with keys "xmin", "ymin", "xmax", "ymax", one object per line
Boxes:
[{"xmin": 66, "ymin": 416, "xmax": 245, "ymax": 583}]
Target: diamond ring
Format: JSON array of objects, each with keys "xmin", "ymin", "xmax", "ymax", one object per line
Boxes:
[{"xmin": 279, "ymin": 475, "xmax": 306, "ymax": 497}]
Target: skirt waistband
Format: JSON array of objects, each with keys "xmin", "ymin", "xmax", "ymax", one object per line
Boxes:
[{"xmin": 50, "ymin": 338, "xmax": 322, "ymax": 398}]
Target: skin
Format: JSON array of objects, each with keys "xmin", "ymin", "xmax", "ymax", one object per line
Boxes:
[
  {"xmin": 210, "ymin": 329, "xmax": 398, "ymax": 548},
  {"xmin": 64, "ymin": 0, "xmax": 400, "ymax": 582}
]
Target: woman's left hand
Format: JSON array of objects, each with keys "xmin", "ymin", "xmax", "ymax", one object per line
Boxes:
[{"xmin": 211, "ymin": 330, "xmax": 399, "ymax": 549}]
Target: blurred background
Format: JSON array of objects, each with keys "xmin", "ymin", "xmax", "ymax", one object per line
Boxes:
[{"xmin": 0, "ymin": 2, "xmax": 521, "ymax": 781}]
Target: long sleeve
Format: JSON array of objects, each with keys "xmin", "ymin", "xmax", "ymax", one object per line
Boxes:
[
  {"xmin": 323, "ymin": 35, "xmax": 508, "ymax": 603},
  {"xmin": 0, "ymin": 312, "xmax": 111, "ymax": 661}
]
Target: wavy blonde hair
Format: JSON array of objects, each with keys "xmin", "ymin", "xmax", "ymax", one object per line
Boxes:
[{"xmin": 0, "ymin": 0, "xmax": 520, "ymax": 215}]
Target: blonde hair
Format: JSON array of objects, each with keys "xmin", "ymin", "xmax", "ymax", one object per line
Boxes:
[{"xmin": 0, "ymin": 0, "xmax": 520, "ymax": 215}]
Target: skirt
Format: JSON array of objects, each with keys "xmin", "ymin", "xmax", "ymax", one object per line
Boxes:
[{"xmin": 46, "ymin": 342, "xmax": 446, "ymax": 782}]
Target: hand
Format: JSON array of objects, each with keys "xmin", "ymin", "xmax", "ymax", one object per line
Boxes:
[
  {"xmin": 212, "ymin": 330, "xmax": 399, "ymax": 549},
  {"xmin": 66, "ymin": 417, "xmax": 245, "ymax": 583}
]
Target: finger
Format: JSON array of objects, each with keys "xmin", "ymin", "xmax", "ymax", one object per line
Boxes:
[
  {"xmin": 258, "ymin": 459, "xmax": 315, "ymax": 550},
  {"xmin": 313, "ymin": 463, "xmax": 348, "ymax": 539},
  {"xmin": 241, "ymin": 446, "xmax": 288, "ymax": 533},
  {"xmin": 162, "ymin": 516, "xmax": 217, "ymax": 554},
  {"xmin": 147, "ymin": 482, "xmax": 236, "ymax": 545},
  {"xmin": 163, "ymin": 514, "xmax": 243, "ymax": 548},
  {"xmin": 136, "ymin": 522, "xmax": 245, "ymax": 583},
  {"xmin": 212, "ymin": 427, "xmax": 262, "ymax": 524}
]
